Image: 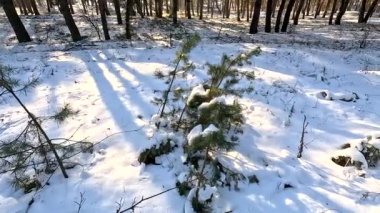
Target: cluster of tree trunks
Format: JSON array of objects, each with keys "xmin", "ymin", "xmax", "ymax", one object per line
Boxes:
[{"xmin": 1, "ymin": 0, "xmax": 379, "ymax": 42}]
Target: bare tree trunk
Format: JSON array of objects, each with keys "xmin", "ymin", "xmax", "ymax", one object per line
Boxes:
[
  {"xmin": 363, "ymin": 0, "xmax": 379, "ymax": 23},
  {"xmin": 81, "ymin": 0, "xmax": 87, "ymax": 14},
  {"xmin": 294, "ymin": 0, "xmax": 306, "ymax": 24},
  {"xmin": 265, "ymin": 0, "xmax": 273, "ymax": 32},
  {"xmin": 135, "ymin": 0, "xmax": 144, "ymax": 17},
  {"xmin": 0, "ymin": 0, "xmax": 32, "ymax": 42},
  {"xmin": 358, "ymin": 0, "xmax": 366, "ymax": 22},
  {"xmin": 237, "ymin": 0, "xmax": 241, "ymax": 21},
  {"xmin": 199, "ymin": 0, "xmax": 204, "ymax": 19},
  {"xmin": 25, "ymin": 0, "xmax": 34, "ymax": 14},
  {"xmin": 68, "ymin": 0, "xmax": 75, "ymax": 14},
  {"xmin": 275, "ymin": 0, "xmax": 286, "ymax": 32},
  {"xmin": 126, "ymin": 0, "xmax": 133, "ymax": 39},
  {"xmin": 335, "ymin": 0, "xmax": 350, "ymax": 24},
  {"xmin": 322, "ymin": 0, "xmax": 332, "ymax": 18},
  {"xmin": 281, "ymin": 0, "xmax": 296, "ymax": 32},
  {"xmin": 30, "ymin": 0, "xmax": 40, "ymax": 15},
  {"xmin": 173, "ymin": 0, "xmax": 178, "ymax": 23},
  {"xmin": 329, "ymin": 0, "xmax": 338, "ymax": 24},
  {"xmin": 186, "ymin": 0, "xmax": 192, "ymax": 18},
  {"xmin": 113, "ymin": 0, "xmax": 122, "ymax": 24},
  {"xmin": 249, "ymin": 0, "xmax": 262, "ymax": 34},
  {"xmin": 306, "ymin": 0, "xmax": 311, "ymax": 15},
  {"xmin": 99, "ymin": 0, "xmax": 110, "ymax": 40},
  {"xmin": 58, "ymin": 0, "xmax": 82, "ymax": 41}
]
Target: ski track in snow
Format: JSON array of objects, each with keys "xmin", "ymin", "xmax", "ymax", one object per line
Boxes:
[{"xmin": 0, "ymin": 42, "xmax": 380, "ymax": 213}]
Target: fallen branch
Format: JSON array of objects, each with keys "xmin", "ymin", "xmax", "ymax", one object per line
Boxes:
[{"xmin": 297, "ymin": 115, "xmax": 309, "ymax": 158}]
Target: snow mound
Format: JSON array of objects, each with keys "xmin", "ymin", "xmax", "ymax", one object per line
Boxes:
[
  {"xmin": 316, "ymin": 91, "xmax": 359, "ymax": 102},
  {"xmin": 187, "ymin": 85, "xmax": 210, "ymax": 105}
]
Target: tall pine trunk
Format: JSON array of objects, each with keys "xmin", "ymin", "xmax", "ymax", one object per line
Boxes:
[
  {"xmin": 58, "ymin": 0, "xmax": 82, "ymax": 41},
  {"xmin": 294, "ymin": 0, "xmax": 306, "ymax": 24},
  {"xmin": 99, "ymin": 0, "xmax": 110, "ymax": 40},
  {"xmin": 186, "ymin": 0, "xmax": 192, "ymax": 18},
  {"xmin": 173, "ymin": 0, "xmax": 178, "ymax": 24},
  {"xmin": 329, "ymin": 0, "xmax": 337, "ymax": 24},
  {"xmin": 114, "ymin": 0, "xmax": 122, "ymax": 24},
  {"xmin": 334, "ymin": 0, "xmax": 350, "ymax": 25},
  {"xmin": 275, "ymin": 0, "xmax": 286, "ymax": 32},
  {"xmin": 265, "ymin": 0, "xmax": 273, "ymax": 32},
  {"xmin": 363, "ymin": 0, "xmax": 379, "ymax": 23},
  {"xmin": 249, "ymin": 0, "xmax": 262, "ymax": 34},
  {"xmin": 0, "ymin": 0, "xmax": 32, "ymax": 42},
  {"xmin": 30, "ymin": 0, "xmax": 40, "ymax": 15},
  {"xmin": 126, "ymin": 0, "xmax": 133, "ymax": 39},
  {"xmin": 281, "ymin": 0, "xmax": 296, "ymax": 32},
  {"xmin": 358, "ymin": 0, "xmax": 366, "ymax": 23}
]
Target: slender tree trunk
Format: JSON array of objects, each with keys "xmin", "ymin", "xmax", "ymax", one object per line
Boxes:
[
  {"xmin": 329, "ymin": 0, "xmax": 338, "ymax": 24},
  {"xmin": 25, "ymin": 0, "xmax": 34, "ymax": 14},
  {"xmin": 126, "ymin": 0, "xmax": 133, "ymax": 39},
  {"xmin": 105, "ymin": 1, "xmax": 110, "ymax": 15},
  {"xmin": 0, "ymin": 0, "xmax": 32, "ymax": 42},
  {"xmin": 68, "ymin": 0, "xmax": 75, "ymax": 14},
  {"xmin": 199, "ymin": 0, "xmax": 204, "ymax": 19},
  {"xmin": 322, "ymin": 0, "xmax": 332, "ymax": 18},
  {"xmin": 306, "ymin": 0, "xmax": 311, "ymax": 15},
  {"xmin": 58, "ymin": 0, "xmax": 82, "ymax": 41},
  {"xmin": 30, "ymin": 0, "xmax": 40, "ymax": 15},
  {"xmin": 281, "ymin": 0, "xmax": 296, "ymax": 32},
  {"xmin": 186, "ymin": 0, "xmax": 192, "ymax": 18},
  {"xmin": 237, "ymin": 0, "xmax": 241, "ymax": 21},
  {"xmin": 135, "ymin": 0, "xmax": 144, "ymax": 17},
  {"xmin": 358, "ymin": 0, "xmax": 366, "ymax": 22},
  {"xmin": 113, "ymin": 0, "xmax": 122, "ymax": 24},
  {"xmin": 81, "ymin": 0, "xmax": 87, "ymax": 14},
  {"xmin": 246, "ymin": 0, "xmax": 249, "ymax": 21},
  {"xmin": 275, "ymin": 0, "xmax": 286, "ymax": 32},
  {"xmin": 173, "ymin": 0, "xmax": 178, "ymax": 23},
  {"xmin": 20, "ymin": 0, "xmax": 28, "ymax": 15},
  {"xmin": 265, "ymin": 0, "xmax": 273, "ymax": 32},
  {"xmin": 363, "ymin": 0, "xmax": 379, "ymax": 23},
  {"xmin": 249, "ymin": 0, "xmax": 262, "ymax": 34},
  {"xmin": 99, "ymin": 0, "xmax": 110, "ymax": 40},
  {"xmin": 294, "ymin": 0, "xmax": 306, "ymax": 24},
  {"xmin": 335, "ymin": 0, "xmax": 350, "ymax": 24},
  {"xmin": 272, "ymin": 0, "xmax": 278, "ymax": 17}
]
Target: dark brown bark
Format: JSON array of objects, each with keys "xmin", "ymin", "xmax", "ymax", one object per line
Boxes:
[
  {"xmin": 186, "ymin": 0, "xmax": 192, "ymax": 18},
  {"xmin": 358, "ymin": 0, "xmax": 366, "ymax": 23},
  {"xmin": 173, "ymin": 0, "xmax": 178, "ymax": 24},
  {"xmin": 237, "ymin": 0, "xmax": 241, "ymax": 21},
  {"xmin": 0, "ymin": 0, "xmax": 32, "ymax": 42},
  {"xmin": 334, "ymin": 0, "xmax": 350, "ymax": 25},
  {"xmin": 113, "ymin": 0, "xmax": 122, "ymax": 24},
  {"xmin": 135, "ymin": 0, "xmax": 144, "ymax": 17},
  {"xmin": 126, "ymin": 0, "xmax": 133, "ymax": 39},
  {"xmin": 281, "ymin": 0, "xmax": 296, "ymax": 32},
  {"xmin": 68, "ymin": 0, "xmax": 75, "ymax": 14},
  {"xmin": 58, "ymin": 0, "xmax": 82, "ymax": 41},
  {"xmin": 249, "ymin": 0, "xmax": 262, "ymax": 34},
  {"xmin": 329, "ymin": 0, "xmax": 338, "ymax": 24},
  {"xmin": 294, "ymin": 0, "xmax": 306, "ymax": 24},
  {"xmin": 322, "ymin": 0, "xmax": 332, "ymax": 18},
  {"xmin": 81, "ymin": 0, "xmax": 87, "ymax": 14},
  {"xmin": 363, "ymin": 0, "xmax": 379, "ymax": 23},
  {"xmin": 30, "ymin": 0, "xmax": 40, "ymax": 15},
  {"xmin": 99, "ymin": 0, "xmax": 110, "ymax": 40},
  {"xmin": 199, "ymin": 0, "xmax": 204, "ymax": 19},
  {"xmin": 275, "ymin": 0, "xmax": 286, "ymax": 32},
  {"xmin": 265, "ymin": 0, "xmax": 273, "ymax": 32}
]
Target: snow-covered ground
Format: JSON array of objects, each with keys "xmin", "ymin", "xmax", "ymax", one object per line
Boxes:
[{"xmin": 1, "ymin": 8, "xmax": 380, "ymax": 213}]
